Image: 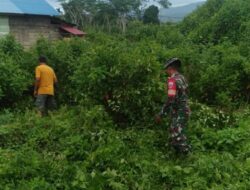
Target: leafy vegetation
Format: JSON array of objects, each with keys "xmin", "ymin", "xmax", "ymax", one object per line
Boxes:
[
  {"xmin": 0, "ymin": 0, "xmax": 250, "ymax": 189},
  {"xmin": 0, "ymin": 105, "xmax": 250, "ymax": 189}
]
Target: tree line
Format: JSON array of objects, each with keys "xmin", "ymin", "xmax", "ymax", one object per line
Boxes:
[{"xmin": 59, "ymin": 0, "xmax": 169, "ymax": 32}]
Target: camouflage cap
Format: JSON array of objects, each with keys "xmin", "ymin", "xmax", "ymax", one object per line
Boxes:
[{"xmin": 164, "ymin": 58, "xmax": 181, "ymax": 69}]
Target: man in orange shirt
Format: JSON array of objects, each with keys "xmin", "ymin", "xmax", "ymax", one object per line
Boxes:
[{"xmin": 34, "ymin": 56, "xmax": 58, "ymax": 117}]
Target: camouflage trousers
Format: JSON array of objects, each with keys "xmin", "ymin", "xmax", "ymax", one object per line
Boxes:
[{"xmin": 169, "ymin": 111, "xmax": 190, "ymax": 153}]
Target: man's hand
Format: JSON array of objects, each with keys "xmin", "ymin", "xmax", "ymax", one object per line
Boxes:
[
  {"xmin": 54, "ymin": 82, "xmax": 58, "ymax": 90},
  {"xmin": 34, "ymin": 90, "xmax": 38, "ymax": 97},
  {"xmin": 34, "ymin": 78, "xmax": 40, "ymax": 97},
  {"xmin": 155, "ymin": 115, "xmax": 162, "ymax": 124}
]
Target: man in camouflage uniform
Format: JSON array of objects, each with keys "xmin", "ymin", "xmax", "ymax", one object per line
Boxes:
[{"xmin": 156, "ymin": 58, "xmax": 191, "ymax": 154}]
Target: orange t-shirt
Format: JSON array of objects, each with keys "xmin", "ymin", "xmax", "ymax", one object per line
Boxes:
[{"xmin": 35, "ymin": 64, "xmax": 57, "ymax": 95}]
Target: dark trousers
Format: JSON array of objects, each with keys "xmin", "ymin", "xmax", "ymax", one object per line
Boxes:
[{"xmin": 35, "ymin": 94, "xmax": 57, "ymax": 116}]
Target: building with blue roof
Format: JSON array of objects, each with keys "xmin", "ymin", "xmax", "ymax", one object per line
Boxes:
[
  {"xmin": 0, "ymin": 0, "xmax": 85, "ymax": 48},
  {"xmin": 0, "ymin": 0, "xmax": 60, "ymax": 16}
]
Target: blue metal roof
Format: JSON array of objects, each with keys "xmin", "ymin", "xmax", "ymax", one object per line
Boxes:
[{"xmin": 0, "ymin": 0, "xmax": 60, "ymax": 16}]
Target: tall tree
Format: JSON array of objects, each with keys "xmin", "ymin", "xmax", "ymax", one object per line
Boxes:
[
  {"xmin": 59, "ymin": 0, "xmax": 98, "ymax": 27},
  {"xmin": 143, "ymin": 5, "xmax": 160, "ymax": 24},
  {"xmin": 59, "ymin": 0, "xmax": 170, "ymax": 32}
]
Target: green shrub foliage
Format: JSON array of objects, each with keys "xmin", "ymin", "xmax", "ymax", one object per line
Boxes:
[
  {"xmin": 71, "ymin": 39, "xmax": 162, "ymax": 124},
  {"xmin": 0, "ymin": 36, "xmax": 31, "ymax": 106},
  {"xmin": 0, "ymin": 106, "xmax": 250, "ymax": 189}
]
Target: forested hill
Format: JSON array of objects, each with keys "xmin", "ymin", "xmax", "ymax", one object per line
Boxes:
[
  {"xmin": 180, "ymin": 0, "xmax": 250, "ymax": 45},
  {"xmin": 159, "ymin": 1, "xmax": 205, "ymax": 22}
]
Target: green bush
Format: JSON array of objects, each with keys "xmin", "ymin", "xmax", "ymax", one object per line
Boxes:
[
  {"xmin": 1, "ymin": 22, "xmax": 249, "ymax": 110},
  {"xmin": 71, "ymin": 38, "xmax": 163, "ymax": 124},
  {"xmin": 0, "ymin": 36, "xmax": 31, "ymax": 107},
  {"xmin": 190, "ymin": 101, "xmax": 238, "ymax": 129}
]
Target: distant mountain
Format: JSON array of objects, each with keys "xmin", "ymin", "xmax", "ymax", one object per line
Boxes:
[
  {"xmin": 159, "ymin": 1, "xmax": 206, "ymax": 22},
  {"xmin": 169, "ymin": 0, "xmax": 206, "ymax": 7}
]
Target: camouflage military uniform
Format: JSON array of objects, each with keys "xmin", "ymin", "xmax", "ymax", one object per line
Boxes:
[{"xmin": 160, "ymin": 72, "xmax": 191, "ymax": 153}]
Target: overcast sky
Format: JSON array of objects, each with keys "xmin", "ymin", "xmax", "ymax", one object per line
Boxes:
[{"xmin": 47, "ymin": 0, "xmax": 206, "ymax": 9}]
